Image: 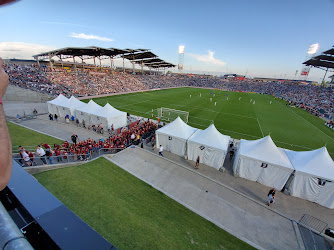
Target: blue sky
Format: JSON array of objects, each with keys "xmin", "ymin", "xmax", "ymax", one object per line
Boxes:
[{"xmin": 0, "ymin": 0, "xmax": 333, "ymax": 81}]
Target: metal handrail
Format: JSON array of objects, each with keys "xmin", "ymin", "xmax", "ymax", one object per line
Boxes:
[
  {"xmin": 12, "ymin": 147, "xmax": 127, "ymax": 166},
  {"xmin": 0, "ymin": 202, "xmax": 33, "ymax": 249}
]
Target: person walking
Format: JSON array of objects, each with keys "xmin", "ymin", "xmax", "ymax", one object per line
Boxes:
[
  {"xmin": 266, "ymin": 188, "xmax": 276, "ymax": 206},
  {"xmin": 195, "ymin": 155, "xmax": 200, "ymax": 169},
  {"xmin": 159, "ymin": 145, "xmax": 163, "ymax": 157}
]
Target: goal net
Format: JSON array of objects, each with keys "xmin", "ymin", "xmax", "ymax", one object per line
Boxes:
[{"xmin": 157, "ymin": 107, "xmax": 189, "ymax": 123}]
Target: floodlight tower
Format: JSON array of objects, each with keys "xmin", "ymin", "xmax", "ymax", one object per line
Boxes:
[
  {"xmin": 300, "ymin": 43, "xmax": 319, "ymax": 80},
  {"xmin": 178, "ymin": 45, "xmax": 185, "ymax": 71}
]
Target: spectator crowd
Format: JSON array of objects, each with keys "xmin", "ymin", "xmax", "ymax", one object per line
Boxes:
[
  {"xmin": 4, "ymin": 62, "xmax": 334, "ymax": 119},
  {"xmin": 16, "ymin": 120, "xmax": 157, "ymax": 166}
]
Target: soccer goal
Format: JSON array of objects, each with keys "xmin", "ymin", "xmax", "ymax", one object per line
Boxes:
[{"xmin": 157, "ymin": 107, "xmax": 189, "ymax": 123}]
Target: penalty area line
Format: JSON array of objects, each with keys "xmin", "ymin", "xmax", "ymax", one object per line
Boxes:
[
  {"xmin": 257, "ymin": 118, "xmax": 264, "ymax": 137},
  {"xmin": 117, "ymin": 100, "xmax": 149, "ymax": 109}
]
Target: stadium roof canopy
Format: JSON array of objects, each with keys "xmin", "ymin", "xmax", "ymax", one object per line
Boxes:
[
  {"xmin": 122, "ymin": 51, "xmax": 157, "ymax": 61},
  {"xmin": 130, "ymin": 58, "xmax": 176, "ymax": 68},
  {"xmin": 303, "ymin": 46, "xmax": 334, "ymax": 71},
  {"xmin": 33, "ymin": 46, "xmax": 128, "ymax": 60},
  {"xmin": 33, "ymin": 46, "xmax": 175, "ymax": 69}
]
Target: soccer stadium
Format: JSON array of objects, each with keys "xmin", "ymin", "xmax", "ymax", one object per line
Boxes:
[{"xmin": 1, "ymin": 1, "xmax": 334, "ymax": 250}]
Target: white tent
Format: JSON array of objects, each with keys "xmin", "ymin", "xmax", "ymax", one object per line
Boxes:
[
  {"xmin": 187, "ymin": 124, "xmax": 230, "ymax": 170},
  {"xmin": 102, "ymin": 103, "xmax": 127, "ymax": 129},
  {"xmin": 233, "ymin": 136, "xmax": 294, "ymax": 190},
  {"xmin": 156, "ymin": 117, "xmax": 197, "ymax": 156},
  {"xmin": 56, "ymin": 96, "xmax": 87, "ymax": 118},
  {"xmin": 284, "ymin": 147, "xmax": 334, "ymax": 209},
  {"xmin": 88, "ymin": 103, "xmax": 127, "ymax": 130},
  {"xmin": 75, "ymin": 100, "xmax": 102, "ymax": 124},
  {"xmin": 67, "ymin": 96, "xmax": 86, "ymax": 116},
  {"xmin": 47, "ymin": 94, "xmax": 69, "ymax": 116}
]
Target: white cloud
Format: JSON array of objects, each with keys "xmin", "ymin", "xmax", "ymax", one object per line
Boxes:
[
  {"xmin": 0, "ymin": 42, "xmax": 55, "ymax": 59},
  {"xmin": 188, "ymin": 50, "xmax": 226, "ymax": 66},
  {"xmin": 70, "ymin": 32, "xmax": 114, "ymax": 42}
]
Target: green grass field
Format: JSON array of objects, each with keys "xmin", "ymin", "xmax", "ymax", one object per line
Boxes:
[
  {"xmin": 83, "ymin": 87, "xmax": 334, "ymax": 157},
  {"xmin": 34, "ymin": 158, "xmax": 253, "ymax": 250},
  {"xmin": 7, "ymin": 122, "xmax": 63, "ymax": 150}
]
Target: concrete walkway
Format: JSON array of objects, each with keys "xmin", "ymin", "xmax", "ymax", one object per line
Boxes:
[
  {"xmin": 147, "ymin": 146, "xmax": 334, "ymax": 230},
  {"xmin": 109, "ymin": 147, "xmax": 300, "ymax": 250},
  {"xmin": 7, "ymin": 114, "xmax": 109, "ymax": 142}
]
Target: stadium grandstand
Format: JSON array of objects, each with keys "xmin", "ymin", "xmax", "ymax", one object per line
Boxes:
[
  {"xmin": 2, "ymin": 45, "xmax": 334, "ymax": 120},
  {"xmin": 303, "ymin": 45, "xmax": 334, "ymax": 83}
]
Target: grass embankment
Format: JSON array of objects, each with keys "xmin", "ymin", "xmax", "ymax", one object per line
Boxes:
[
  {"xmin": 35, "ymin": 157, "xmax": 254, "ymax": 250},
  {"xmin": 7, "ymin": 121, "xmax": 63, "ymax": 149}
]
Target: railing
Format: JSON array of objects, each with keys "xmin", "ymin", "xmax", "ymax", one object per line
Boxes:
[
  {"xmin": 297, "ymin": 214, "xmax": 331, "ymax": 250},
  {"xmin": 299, "ymin": 214, "xmax": 328, "ymax": 234},
  {"xmin": 0, "ymin": 202, "xmax": 33, "ymax": 250},
  {"xmin": 12, "ymin": 147, "xmax": 126, "ymax": 166}
]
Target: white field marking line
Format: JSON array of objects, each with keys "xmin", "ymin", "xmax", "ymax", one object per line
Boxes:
[
  {"xmin": 190, "ymin": 116, "xmax": 214, "ymax": 122},
  {"xmin": 188, "ymin": 122, "xmax": 261, "ymax": 138},
  {"xmin": 257, "ymin": 118, "xmax": 264, "ymax": 137},
  {"xmin": 215, "ymin": 127, "xmax": 261, "ymax": 138},
  {"xmin": 123, "ymin": 108, "xmax": 150, "ymax": 115},
  {"xmin": 187, "ymin": 121, "xmax": 208, "ymax": 128},
  {"xmin": 276, "ymin": 100, "xmax": 334, "ymax": 143},
  {"xmin": 274, "ymin": 140, "xmax": 313, "ymax": 150},
  {"xmin": 117, "ymin": 100, "xmax": 149, "ymax": 109},
  {"xmin": 149, "ymin": 101, "xmax": 257, "ymax": 120}
]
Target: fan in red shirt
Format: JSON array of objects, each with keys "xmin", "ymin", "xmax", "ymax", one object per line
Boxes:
[
  {"xmin": 27, "ymin": 151, "xmax": 37, "ymax": 166},
  {"xmin": 63, "ymin": 150, "xmax": 68, "ymax": 159},
  {"xmin": 63, "ymin": 141, "xmax": 69, "ymax": 149},
  {"xmin": 41, "ymin": 143, "xmax": 50, "ymax": 150},
  {"xmin": 55, "ymin": 148, "xmax": 62, "ymax": 162}
]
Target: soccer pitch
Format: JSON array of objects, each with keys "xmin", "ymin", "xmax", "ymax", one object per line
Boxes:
[{"xmin": 87, "ymin": 87, "xmax": 334, "ymax": 157}]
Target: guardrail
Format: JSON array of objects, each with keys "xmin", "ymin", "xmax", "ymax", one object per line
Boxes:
[
  {"xmin": 13, "ymin": 147, "xmax": 126, "ymax": 166},
  {"xmin": 0, "ymin": 202, "xmax": 33, "ymax": 250}
]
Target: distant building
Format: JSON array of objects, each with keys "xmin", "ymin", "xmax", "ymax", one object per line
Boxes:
[
  {"xmin": 170, "ymin": 72, "xmax": 213, "ymax": 78},
  {"xmin": 253, "ymin": 77, "xmax": 317, "ymax": 85},
  {"xmin": 221, "ymin": 74, "xmax": 245, "ymax": 81},
  {"xmin": 4, "ymin": 58, "xmax": 48, "ymax": 66}
]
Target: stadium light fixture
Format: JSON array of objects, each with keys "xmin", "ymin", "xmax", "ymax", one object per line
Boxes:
[
  {"xmin": 178, "ymin": 45, "xmax": 185, "ymax": 54},
  {"xmin": 307, "ymin": 43, "xmax": 319, "ymax": 55}
]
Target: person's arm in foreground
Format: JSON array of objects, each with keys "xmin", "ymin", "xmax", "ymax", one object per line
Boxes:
[{"xmin": 0, "ymin": 57, "xmax": 12, "ymax": 190}]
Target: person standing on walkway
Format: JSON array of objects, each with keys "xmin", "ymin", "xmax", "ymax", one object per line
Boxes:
[
  {"xmin": 71, "ymin": 134, "xmax": 78, "ymax": 144},
  {"xmin": 195, "ymin": 156, "xmax": 200, "ymax": 169},
  {"xmin": 229, "ymin": 148, "xmax": 235, "ymax": 160},
  {"xmin": 159, "ymin": 145, "xmax": 163, "ymax": 157},
  {"xmin": 266, "ymin": 188, "xmax": 276, "ymax": 206}
]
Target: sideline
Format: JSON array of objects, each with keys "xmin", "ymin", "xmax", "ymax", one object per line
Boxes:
[
  {"xmin": 285, "ymin": 106, "xmax": 334, "ymax": 143},
  {"xmin": 257, "ymin": 118, "xmax": 264, "ymax": 137}
]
